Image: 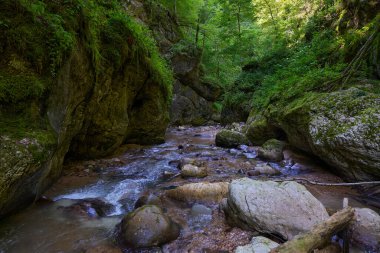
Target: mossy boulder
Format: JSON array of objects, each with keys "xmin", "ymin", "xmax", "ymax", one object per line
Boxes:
[
  {"xmin": 246, "ymin": 88, "xmax": 380, "ymax": 181},
  {"xmin": 245, "ymin": 114, "xmax": 280, "ymax": 146},
  {"xmin": 120, "ymin": 205, "xmax": 180, "ymax": 248},
  {"xmin": 0, "ymin": 133, "xmax": 56, "ymax": 218},
  {"xmin": 215, "ymin": 129, "xmax": 250, "ymax": 148},
  {"xmin": 257, "ymin": 139, "xmax": 287, "ymax": 162}
]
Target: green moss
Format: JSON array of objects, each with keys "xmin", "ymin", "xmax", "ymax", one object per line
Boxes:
[
  {"xmin": 0, "ymin": 71, "xmax": 48, "ymax": 104},
  {"xmin": 0, "ymin": 0, "xmax": 173, "ymax": 103}
]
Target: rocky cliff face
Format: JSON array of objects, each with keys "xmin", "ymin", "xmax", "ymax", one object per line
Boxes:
[
  {"xmin": 0, "ymin": 1, "xmax": 170, "ymax": 218},
  {"xmin": 125, "ymin": 0, "xmax": 222, "ymax": 125},
  {"xmin": 246, "ymin": 88, "xmax": 380, "ymax": 181}
]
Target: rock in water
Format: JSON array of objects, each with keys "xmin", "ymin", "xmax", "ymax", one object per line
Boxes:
[
  {"xmin": 215, "ymin": 130, "xmax": 250, "ymax": 148},
  {"xmin": 120, "ymin": 205, "xmax": 180, "ymax": 248},
  {"xmin": 191, "ymin": 204, "xmax": 212, "ymax": 216},
  {"xmin": 166, "ymin": 182, "xmax": 229, "ymax": 202},
  {"xmin": 257, "ymin": 139, "xmax": 286, "ymax": 162},
  {"xmin": 222, "ymin": 178, "xmax": 329, "ymax": 240},
  {"xmin": 181, "ymin": 164, "xmax": 208, "ymax": 178},
  {"xmin": 349, "ymin": 208, "xmax": 380, "ymax": 251},
  {"xmin": 235, "ymin": 236, "xmax": 279, "ymax": 253},
  {"xmin": 253, "ymin": 164, "xmax": 281, "ymax": 176},
  {"xmin": 246, "ymin": 88, "xmax": 380, "ymax": 181}
]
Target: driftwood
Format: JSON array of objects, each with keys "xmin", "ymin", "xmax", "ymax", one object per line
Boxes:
[
  {"xmin": 270, "ymin": 207, "xmax": 355, "ymax": 253},
  {"xmin": 272, "ymin": 178, "xmax": 380, "ymax": 187}
]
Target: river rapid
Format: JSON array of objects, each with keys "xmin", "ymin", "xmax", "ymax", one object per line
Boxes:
[{"xmin": 0, "ymin": 126, "xmax": 376, "ymax": 253}]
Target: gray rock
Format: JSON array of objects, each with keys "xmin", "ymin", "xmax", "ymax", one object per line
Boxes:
[
  {"xmin": 216, "ymin": 130, "xmax": 250, "ymax": 148},
  {"xmin": 257, "ymin": 139, "xmax": 286, "ymax": 162},
  {"xmin": 246, "ymin": 88, "xmax": 380, "ymax": 180},
  {"xmin": 181, "ymin": 164, "xmax": 208, "ymax": 178},
  {"xmin": 254, "ymin": 164, "xmax": 281, "ymax": 176},
  {"xmin": 120, "ymin": 205, "xmax": 180, "ymax": 248},
  {"xmin": 134, "ymin": 193, "xmax": 162, "ymax": 209},
  {"xmin": 191, "ymin": 204, "xmax": 212, "ymax": 216},
  {"xmin": 235, "ymin": 236, "xmax": 279, "ymax": 253},
  {"xmin": 349, "ymin": 208, "xmax": 380, "ymax": 251},
  {"xmin": 222, "ymin": 178, "xmax": 329, "ymax": 240}
]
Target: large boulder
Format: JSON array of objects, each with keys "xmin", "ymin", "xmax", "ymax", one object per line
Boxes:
[
  {"xmin": 349, "ymin": 208, "xmax": 380, "ymax": 251},
  {"xmin": 235, "ymin": 236, "xmax": 279, "ymax": 253},
  {"xmin": 120, "ymin": 205, "xmax": 180, "ymax": 248},
  {"xmin": 216, "ymin": 130, "xmax": 250, "ymax": 148},
  {"xmin": 166, "ymin": 182, "xmax": 229, "ymax": 203},
  {"xmin": 222, "ymin": 178, "xmax": 329, "ymax": 240},
  {"xmin": 246, "ymin": 88, "xmax": 380, "ymax": 181}
]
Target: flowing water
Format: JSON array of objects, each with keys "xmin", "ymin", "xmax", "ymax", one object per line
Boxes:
[{"xmin": 0, "ymin": 126, "xmax": 377, "ymax": 253}]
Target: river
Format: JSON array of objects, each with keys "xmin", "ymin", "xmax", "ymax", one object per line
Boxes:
[{"xmin": 0, "ymin": 126, "xmax": 375, "ymax": 252}]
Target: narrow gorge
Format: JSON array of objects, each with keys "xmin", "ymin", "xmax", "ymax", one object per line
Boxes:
[{"xmin": 0, "ymin": 0, "xmax": 379, "ymax": 252}]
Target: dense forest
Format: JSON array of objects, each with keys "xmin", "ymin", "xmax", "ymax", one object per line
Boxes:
[{"xmin": 0, "ymin": 0, "xmax": 379, "ymax": 252}]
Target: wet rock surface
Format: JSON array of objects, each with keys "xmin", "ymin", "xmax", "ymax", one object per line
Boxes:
[
  {"xmin": 216, "ymin": 129, "xmax": 250, "ymax": 148},
  {"xmin": 120, "ymin": 205, "xmax": 180, "ymax": 248},
  {"xmin": 181, "ymin": 164, "xmax": 208, "ymax": 178}
]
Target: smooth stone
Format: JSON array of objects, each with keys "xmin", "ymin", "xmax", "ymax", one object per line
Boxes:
[
  {"xmin": 349, "ymin": 208, "xmax": 380, "ymax": 251},
  {"xmin": 235, "ymin": 236, "xmax": 279, "ymax": 253},
  {"xmin": 181, "ymin": 164, "xmax": 208, "ymax": 178},
  {"xmin": 120, "ymin": 205, "xmax": 180, "ymax": 248},
  {"xmin": 222, "ymin": 178, "xmax": 329, "ymax": 240},
  {"xmin": 191, "ymin": 204, "xmax": 212, "ymax": 216},
  {"xmin": 166, "ymin": 182, "xmax": 229, "ymax": 202},
  {"xmin": 254, "ymin": 164, "xmax": 281, "ymax": 176}
]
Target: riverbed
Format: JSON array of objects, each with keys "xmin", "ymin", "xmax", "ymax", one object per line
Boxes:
[{"xmin": 0, "ymin": 126, "xmax": 375, "ymax": 253}]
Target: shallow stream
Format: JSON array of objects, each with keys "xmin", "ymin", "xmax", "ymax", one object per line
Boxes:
[{"xmin": 0, "ymin": 126, "xmax": 376, "ymax": 253}]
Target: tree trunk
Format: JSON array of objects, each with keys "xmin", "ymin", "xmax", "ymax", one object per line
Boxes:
[
  {"xmin": 237, "ymin": 4, "xmax": 241, "ymax": 38},
  {"xmin": 270, "ymin": 207, "xmax": 355, "ymax": 253},
  {"xmin": 195, "ymin": 18, "xmax": 200, "ymax": 45}
]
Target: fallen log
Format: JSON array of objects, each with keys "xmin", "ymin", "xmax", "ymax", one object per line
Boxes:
[{"xmin": 270, "ymin": 207, "xmax": 355, "ymax": 253}]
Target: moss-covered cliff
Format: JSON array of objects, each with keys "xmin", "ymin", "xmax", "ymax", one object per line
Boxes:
[{"xmin": 0, "ymin": 0, "xmax": 173, "ymax": 218}]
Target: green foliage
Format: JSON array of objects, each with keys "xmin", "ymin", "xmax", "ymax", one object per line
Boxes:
[
  {"xmin": 213, "ymin": 0, "xmax": 379, "ymax": 114},
  {"xmin": 0, "ymin": 71, "xmax": 47, "ymax": 104},
  {"xmin": 0, "ymin": 0, "xmax": 173, "ymax": 102}
]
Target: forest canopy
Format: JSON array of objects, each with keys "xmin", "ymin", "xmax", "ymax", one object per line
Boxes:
[{"xmin": 157, "ymin": 0, "xmax": 380, "ymax": 115}]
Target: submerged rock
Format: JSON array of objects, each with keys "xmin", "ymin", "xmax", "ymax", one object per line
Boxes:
[
  {"xmin": 222, "ymin": 178, "xmax": 329, "ymax": 240},
  {"xmin": 235, "ymin": 236, "xmax": 279, "ymax": 253},
  {"xmin": 166, "ymin": 182, "xmax": 229, "ymax": 202},
  {"xmin": 349, "ymin": 208, "xmax": 380, "ymax": 251},
  {"xmin": 191, "ymin": 204, "xmax": 212, "ymax": 216},
  {"xmin": 215, "ymin": 130, "xmax": 250, "ymax": 148},
  {"xmin": 181, "ymin": 164, "xmax": 208, "ymax": 178},
  {"xmin": 257, "ymin": 139, "xmax": 286, "ymax": 162},
  {"xmin": 61, "ymin": 198, "xmax": 114, "ymax": 218},
  {"xmin": 120, "ymin": 205, "xmax": 180, "ymax": 248}
]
